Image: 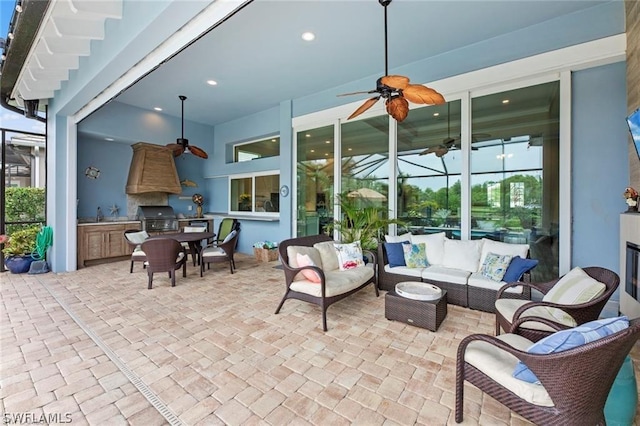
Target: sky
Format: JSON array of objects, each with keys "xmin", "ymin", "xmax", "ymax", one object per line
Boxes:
[{"xmin": 0, "ymin": 0, "xmax": 46, "ymax": 134}]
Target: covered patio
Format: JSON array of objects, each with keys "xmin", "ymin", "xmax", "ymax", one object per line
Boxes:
[{"xmin": 1, "ymin": 256, "xmax": 638, "ymax": 425}]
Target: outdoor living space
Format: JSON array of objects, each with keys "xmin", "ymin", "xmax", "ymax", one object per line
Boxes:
[{"xmin": 2, "ymin": 254, "xmax": 639, "ymax": 425}]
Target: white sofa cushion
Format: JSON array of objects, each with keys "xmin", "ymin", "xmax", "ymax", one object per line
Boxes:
[
  {"xmin": 468, "ymin": 272, "xmax": 523, "ymax": 294},
  {"xmin": 385, "ymin": 232, "xmax": 413, "ymax": 243},
  {"xmin": 384, "ymin": 264, "xmax": 424, "ymax": 278},
  {"xmin": 313, "ymin": 241, "xmax": 340, "ymax": 271},
  {"xmin": 479, "ymin": 238, "xmax": 529, "ymax": 271},
  {"xmin": 495, "ymin": 298, "xmax": 578, "ymax": 331},
  {"xmin": 442, "ymin": 239, "xmax": 483, "ymax": 273},
  {"xmin": 464, "ymin": 334, "xmax": 553, "ymax": 407},
  {"xmin": 289, "ymin": 264, "xmax": 375, "ymax": 297},
  {"xmin": 421, "ymin": 265, "xmax": 470, "ymax": 285},
  {"xmin": 410, "ymin": 232, "xmax": 446, "ymax": 266}
]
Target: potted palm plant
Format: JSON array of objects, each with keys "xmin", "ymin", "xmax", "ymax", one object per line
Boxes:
[
  {"xmin": 2, "ymin": 226, "xmax": 39, "ymax": 273},
  {"xmin": 325, "ymin": 191, "xmax": 402, "ymax": 251}
]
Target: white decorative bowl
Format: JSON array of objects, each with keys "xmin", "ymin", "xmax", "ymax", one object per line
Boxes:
[{"xmin": 395, "ymin": 282, "xmax": 442, "ymax": 301}]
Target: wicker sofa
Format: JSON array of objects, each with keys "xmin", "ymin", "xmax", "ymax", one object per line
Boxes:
[
  {"xmin": 377, "ymin": 233, "xmax": 532, "ymax": 312},
  {"xmin": 275, "ymin": 234, "xmax": 379, "ymax": 331}
]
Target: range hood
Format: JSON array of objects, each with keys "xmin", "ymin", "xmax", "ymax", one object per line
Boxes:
[{"xmin": 126, "ymin": 142, "xmax": 182, "ymax": 194}]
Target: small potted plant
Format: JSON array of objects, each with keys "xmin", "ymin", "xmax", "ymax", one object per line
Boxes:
[{"xmin": 2, "ymin": 226, "xmax": 39, "ymax": 273}]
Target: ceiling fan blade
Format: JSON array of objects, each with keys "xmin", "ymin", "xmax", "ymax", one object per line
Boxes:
[
  {"xmin": 419, "ymin": 145, "xmax": 449, "ymax": 157},
  {"xmin": 188, "ymin": 145, "xmax": 209, "ymax": 159},
  {"xmin": 166, "ymin": 143, "xmax": 185, "ymax": 157},
  {"xmin": 347, "ymin": 96, "xmax": 381, "ymax": 120},
  {"xmin": 337, "ymin": 89, "xmax": 378, "ymax": 97},
  {"xmin": 386, "ymin": 96, "xmax": 409, "ymax": 122},
  {"xmin": 402, "ymin": 84, "xmax": 446, "ymax": 105},
  {"xmin": 381, "ymin": 75, "xmax": 410, "ymax": 90}
]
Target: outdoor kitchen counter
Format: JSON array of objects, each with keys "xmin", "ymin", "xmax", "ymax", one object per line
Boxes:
[
  {"xmin": 77, "ymin": 221, "xmax": 141, "ymax": 268},
  {"xmin": 77, "ymin": 220, "xmax": 140, "ymax": 226}
]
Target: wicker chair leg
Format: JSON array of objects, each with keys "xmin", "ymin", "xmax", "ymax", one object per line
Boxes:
[
  {"xmin": 130, "ymin": 261, "xmax": 134, "ymax": 273},
  {"xmin": 147, "ymin": 273, "xmax": 153, "ymax": 290},
  {"xmin": 274, "ymin": 293, "xmax": 289, "ymax": 314},
  {"xmin": 171, "ymin": 270, "xmax": 176, "ymax": 287},
  {"xmin": 495, "ymin": 320, "xmax": 501, "ymax": 336},
  {"xmin": 200, "ymin": 261, "xmax": 204, "ymax": 277},
  {"xmin": 455, "ymin": 362, "xmax": 465, "ymax": 422},
  {"xmin": 229, "ymin": 261, "xmax": 234, "ymax": 274},
  {"xmin": 182, "ymin": 262, "xmax": 186, "ymax": 278},
  {"xmin": 322, "ymin": 306, "xmax": 328, "ymax": 332}
]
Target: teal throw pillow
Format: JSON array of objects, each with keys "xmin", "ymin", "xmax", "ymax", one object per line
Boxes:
[
  {"xmin": 480, "ymin": 252, "xmax": 512, "ymax": 281},
  {"xmin": 512, "ymin": 316, "xmax": 630, "ymax": 384},
  {"xmin": 402, "ymin": 243, "xmax": 428, "ymax": 268}
]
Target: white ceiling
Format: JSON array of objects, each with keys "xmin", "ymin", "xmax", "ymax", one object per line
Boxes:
[{"xmin": 108, "ymin": 0, "xmax": 611, "ymax": 127}]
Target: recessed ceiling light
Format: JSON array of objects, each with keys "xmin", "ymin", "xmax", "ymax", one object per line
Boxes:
[
  {"xmin": 206, "ymin": 80, "xmax": 218, "ymax": 86},
  {"xmin": 348, "ymin": 148, "xmax": 352, "ymax": 151},
  {"xmin": 105, "ymin": 137, "xmax": 114, "ymax": 141},
  {"xmin": 305, "ymin": 134, "xmax": 311, "ymax": 137},
  {"xmin": 310, "ymin": 149, "xmax": 315, "ymax": 152},
  {"xmin": 301, "ymin": 32, "xmax": 315, "ymax": 41},
  {"xmin": 154, "ymin": 107, "xmax": 162, "ymax": 111},
  {"xmin": 271, "ymin": 139, "xmax": 277, "ymax": 142},
  {"xmin": 502, "ymin": 99, "xmax": 510, "ymax": 104},
  {"xmin": 324, "ymin": 153, "xmax": 329, "ymax": 156},
  {"xmin": 325, "ymin": 140, "xmax": 330, "ymax": 144},
  {"xmin": 433, "ymin": 112, "xmax": 440, "ymax": 117}
]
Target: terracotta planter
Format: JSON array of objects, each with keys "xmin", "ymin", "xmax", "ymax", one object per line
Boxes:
[{"xmin": 5, "ymin": 255, "xmax": 35, "ymax": 274}]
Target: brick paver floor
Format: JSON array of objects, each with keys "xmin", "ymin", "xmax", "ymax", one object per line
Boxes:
[{"xmin": 1, "ymin": 254, "xmax": 639, "ymax": 425}]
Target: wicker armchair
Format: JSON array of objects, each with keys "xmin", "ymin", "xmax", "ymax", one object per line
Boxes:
[
  {"xmin": 495, "ymin": 266, "xmax": 619, "ymax": 342},
  {"xmin": 199, "ymin": 228, "xmax": 240, "ymax": 276},
  {"xmin": 455, "ymin": 318, "xmax": 640, "ymax": 425},
  {"xmin": 140, "ymin": 238, "xmax": 187, "ymax": 289}
]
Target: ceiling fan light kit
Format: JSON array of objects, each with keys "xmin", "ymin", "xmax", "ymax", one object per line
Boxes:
[
  {"xmin": 341, "ymin": 0, "xmax": 445, "ymax": 123},
  {"xmin": 166, "ymin": 95, "xmax": 209, "ymax": 159}
]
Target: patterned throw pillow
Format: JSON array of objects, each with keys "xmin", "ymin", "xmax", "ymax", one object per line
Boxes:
[
  {"xmin": 334, "ymin": 241, "xmax": 365, "ymax": 270},
  {"xmin": 296, "ymin": 253, "xmax": 321, "ymax": 283},
  {"xmin": 402, "ymin": 243, "xmax": 428, "ymax": 268},
  {"xmin": 512, "ymin": 316, "xmax": 629, "ymax": 384},
  {"xmin": 480, "ymin": 252, "xmax": 513, "ymax": 282},
  {"xmin": 542, "ymin": 267, "xmax": 606, "ymax": 323}
]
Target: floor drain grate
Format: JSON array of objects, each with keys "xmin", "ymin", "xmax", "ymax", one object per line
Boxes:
[{"xmin": 37, "ymin": 277, "xmax": 183, "ymax": 426}]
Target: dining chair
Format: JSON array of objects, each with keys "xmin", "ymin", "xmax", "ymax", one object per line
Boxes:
[
  {"xmin": 200, "ymin": 228, "xmax": 240, "ymax": 276},
  {"xmin": 182, "ymin": 225, "xmax": 207, "ymax": 266},
  {"xmin": 140, "ymin": 238, "xmax": 187, "ymax": 289},
  {"xmin": 123, "ymin": 229, "xmax": 149, "ymax": 273}
]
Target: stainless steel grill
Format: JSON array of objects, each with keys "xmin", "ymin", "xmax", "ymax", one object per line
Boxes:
[{"xmin": 137, "ymin": 205, "xmax": 178, "ymax": 233}]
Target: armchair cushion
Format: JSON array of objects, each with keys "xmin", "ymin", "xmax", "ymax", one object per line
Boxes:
[
  {"xmin": 402, "ymin": 243, "xmax": 428, "ymax": 268},
  {"xmin": 383, "ymin": 241, "xmax": 409, "ymax": 267},
  {"xmin": 334, "ymin": 241, "xmax": 364, "ymax": 270},
  {"xmin": 222, "ymin": 229, "xmax": 237, "ymax": 244},
  {"xmin": 290, "ymin": 265, "xmax": 374, "ymax": 297},
  {"xmin": 296, "ymin": 253, "xmax": 321, "ymax": 283},
  {"xmin": 480, "ymin": 252, "xmax": 513, "ymax": 281},
  {"xmin": 542, "ymin": 267, "xmax": 606, "ymax": 323},
  {"xmin": 464, "ymin": 334, "xmax": 553, "ymax": 406},
  {"xmin": 495, "ymin": 298, "xmax": 576, "ymax": 331},
  {"xmin": 503, "ymin": 256, "xmax": 538, "ymax": 282},
  {"xmin": 313, "ymin": 241, "xmax": 340, "ymax": 271},
  {"xmin": 513, "ymin": 316, "xmax": 630, "ymax": 384}
]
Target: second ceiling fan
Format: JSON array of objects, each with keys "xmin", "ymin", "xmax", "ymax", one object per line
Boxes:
[
  {"xmin": 339, "ymin": 0, "xmax": 446, "ymax": 122},
  {"xmin": 166, "ymin": 95, "xmax": 209, "ymax": 159}
]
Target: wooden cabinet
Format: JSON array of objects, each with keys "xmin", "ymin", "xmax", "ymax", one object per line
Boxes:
[{"xmin": 77, "ymin": 222, "xmax": 140, "ymax": 268}]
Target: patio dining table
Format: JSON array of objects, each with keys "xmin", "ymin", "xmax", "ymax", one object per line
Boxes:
[{"xmin": 148, "ymin": 231, "xmax": 215, "ymax": 266}]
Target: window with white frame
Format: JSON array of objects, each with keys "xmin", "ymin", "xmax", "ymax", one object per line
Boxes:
[
  {"xmin": 229, "ymin": 172, "xmax": 280, "ymax": 214},
  {"xmin": 233, "ymin": 136, "xmax": 280, "ymax": 162}
]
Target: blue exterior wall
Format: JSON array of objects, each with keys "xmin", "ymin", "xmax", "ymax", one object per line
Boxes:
[
  {"xmin": 572, "ymin": 62, "xmax": 628, "ymax": 272},
  {"xmin": 46, "ymin": 0, "xmax": 628, "ymax": 269}
]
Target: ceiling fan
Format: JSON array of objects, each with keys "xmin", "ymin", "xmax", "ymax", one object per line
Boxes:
[
  {"xmin": 166, "ymin": 95, "xmax": 209, "ymax": 159},
  {"xmin": 338, "ymin": 0, "xmax": 445, "ymax": 123},
  {"xmin": 419, "ymin": 104, "xmax": 488, "ymax": 157}
]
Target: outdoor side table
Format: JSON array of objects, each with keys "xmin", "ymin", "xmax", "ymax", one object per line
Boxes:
[{"xmin": 385, "ymin": 289, "xmax": 448, "ymax": 331}]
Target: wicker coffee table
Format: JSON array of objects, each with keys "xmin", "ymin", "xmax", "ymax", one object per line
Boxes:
[{"xmin": 385, "ymin": 286, "xmax": 448, "ymax": 331}]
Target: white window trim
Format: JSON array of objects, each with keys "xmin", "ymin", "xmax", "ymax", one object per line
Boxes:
[
  {"xmin": 228, "ymin": 170, "xmax": 280, "ymax": 217},
  {"xmin": 292, "ymin": 34, "xmax": 625, "ymax": 275}
]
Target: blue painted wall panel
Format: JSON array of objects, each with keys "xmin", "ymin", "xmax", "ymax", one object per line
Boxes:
[{"xmin": 572, "ymin": 62, "xmax": 627, "ymax": 274}]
